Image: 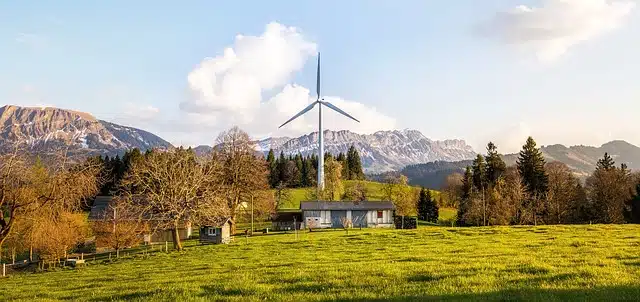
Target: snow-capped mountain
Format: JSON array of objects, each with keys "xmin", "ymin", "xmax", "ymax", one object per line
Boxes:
[
  {"xmin": 257, "ymin": 129, "xmax": 477, "ymax": 173},
  {"xmin": 0, "ymin": 105, "xmax": 172, "ymax": 156}
]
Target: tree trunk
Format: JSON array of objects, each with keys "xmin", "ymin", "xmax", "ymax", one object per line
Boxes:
[
  {"xmin": 29, "ymin": 246, "xmax": 33, "ymax": 262},
  {"xmin": 230, "ymin": 214, "xmax": 237, "ymax": 235},
  {"xmin": 171, "ymin": 227, "xmax": 182, "ymax": 251}
]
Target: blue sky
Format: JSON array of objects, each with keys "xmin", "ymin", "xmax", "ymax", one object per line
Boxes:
[{"xmin": 1, "ymin": 0, "xmax": 638, "ymax": 152}]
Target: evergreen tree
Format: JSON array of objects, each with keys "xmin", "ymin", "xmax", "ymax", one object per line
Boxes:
[
  {"xmin": 347, "ymin": 145, "xmax": 365, "ymax": 180},
  {"xmin": 485, "ymin": 142, "xmax": 506, "ymax": 187},
  {"xmin": 428, "ymin": 194, "xmax": 440, "ymax": 224},
  {"xmin": 456, "ymin": 166, "xmax": 473, "ymax": 226},
  {"xmin": 304, "ymin": 157, "xmax": 317, "ymax": 187},
  {"xmin": 517, "ymin": 136, "xmax": 548, "ymax": 225},
  {"xmin": 472, "ymin": 154, "xmax": 487, "ymax": 192},
  {"xmin": 277, "ymin": 152, "xmax": 287, "ymax": 186},
  {"xmin": 417, "ymin": 188, "xmax": 430, "ymax": 221},
  {"xmin": 472, "ymin": 154, "xmax": 488, "ymax": 226},
  {"xmin": 597, "ymin": 152, "xmax": 615, "ymax": 171},
  {"xmin": 266, "ymin": 149, "xmax": 277, "ymax": 188}
]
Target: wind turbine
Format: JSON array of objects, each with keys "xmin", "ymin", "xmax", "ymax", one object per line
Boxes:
[{"xmin": 279, "ymin": 53, "xmax": 360, "ymax": 196}]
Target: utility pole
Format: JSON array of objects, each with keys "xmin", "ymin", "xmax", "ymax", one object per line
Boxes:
[{"xmin": 251, "ymin": 194, "xmax": 254, "ymax": 235}]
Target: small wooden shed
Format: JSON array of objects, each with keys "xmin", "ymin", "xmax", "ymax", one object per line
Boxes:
[{"xmin": 199, "ymin": 218, "xmax": 232, "ymax": 244}]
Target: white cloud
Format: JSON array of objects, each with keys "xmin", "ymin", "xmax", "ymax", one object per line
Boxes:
[
  {"xmin": 177, "ymin": 22, "xmax": 396, "ymax": 143},
  {"xmin": 479, "ymin": 0, "xmax": 635, "ymax": 62}
]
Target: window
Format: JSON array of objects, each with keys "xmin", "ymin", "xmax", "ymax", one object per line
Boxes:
[
  {"xmin": 306, "ymin": 210, "xmax": 321, "ymax": 217},
  {"xmin": 207, "ymin": 227, "xmax": 218, "ymax": 236},
  {"xmin": 377, "ymin": 211, "xmax": 383, "ymax": 219}
]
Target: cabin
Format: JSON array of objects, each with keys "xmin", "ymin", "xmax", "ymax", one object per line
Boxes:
[
  {"xmin": 300, "ymin": 201, "xmax": 395, "ymax": 229},
  {"xmin": 199, "ymin": 218, "xmax": 232, "ymax": 244},
  {"xmin": 88, "ymin": 196, "xmax": 192, "ymax": 247}
]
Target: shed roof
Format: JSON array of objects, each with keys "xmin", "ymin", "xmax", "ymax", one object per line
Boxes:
[
  {"xmin": 300, "ymin": 201, "xmax": 395, "ymax": 211},
  {"xmin": 88, "ymin": 196, "xmax": 113, "ymax": 221}
]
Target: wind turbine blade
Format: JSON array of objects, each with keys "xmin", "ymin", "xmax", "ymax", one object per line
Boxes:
[
  {"xmin": 316, "ymin": 52, "xmax": 321, "ymax": 100},
  {"xmin": 278, "ymin": 101, "xmax": 318, "ymax": 128},
  {"xmin": 320, "ymin": 101, "xmax": 360, "ymax": 123}
]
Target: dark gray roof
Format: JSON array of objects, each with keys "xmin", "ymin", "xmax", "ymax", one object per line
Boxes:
[
  {"xmin": 300, "ymin": 201, "xmax": 395, "ymax": 211},
  {"xmin": 88, "ymin": 196, "xmax": 113, "ymax": 221}
]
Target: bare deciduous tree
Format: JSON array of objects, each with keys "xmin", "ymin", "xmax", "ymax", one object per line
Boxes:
[
  {"xmin": 120, "ymin": 148, "xmax": 227, "ymax": 250},
  {"xmin": 91, "ymin": 197, "xmax": 149, "ymax": 256},
  {"xmin": 0, "ymin": 149, "xmax": 100, "ymax": 247},
  {"xmin": 215, "ymin": 127, "xmax": 272, "ymax": 234},
  {"xmin": 340, "ymin": 216, "xmax": 353, "ymax": 234}
]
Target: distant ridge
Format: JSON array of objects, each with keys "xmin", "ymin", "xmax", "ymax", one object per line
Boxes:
[
  {"xmin": 0, "ymin": 105, "xmax": 172, "ymax": 156},
  {"xmin": 403, "ymin": 141, "xmax": 640, "ymax": 189}
]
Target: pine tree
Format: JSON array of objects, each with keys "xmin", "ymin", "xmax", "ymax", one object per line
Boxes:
[
  {"xmin": 596, "ymin": 152, "xmax": 615, "ymax": 171},
  {"xmin": 457, "ymin": 166, "xmax": 473, "ymax": 226},
  {"xmin": 517, "ymin": 136, "xmax": 548, "ymax": 225},
  {"xmin": 472, "ymin": 154, "xmax": 488, "ymax": 226},
  {"xmin": 266, "ymin": 149, "xmax": 277, "ymax": 188},
  {"xmin": 277, "ymin": 152, "xmax": 287, "ymax": 186},
  {"xmin": 337, "ymin": 152, "xmax": 348, "ymax": 180},
  {"xmin": 417, "ymin": 188, "xmax": 429, "ymax": 221},
  {"xmin": 485, "ymin": 142, "xmax": 506, "ymax": 187},
  {"xmin": 347, "ymin": 146, "xmax": 364, "ymax": 180},
  {"xmin": 428, "ymin": 195, "xmax": 440, "ymax": 224}
]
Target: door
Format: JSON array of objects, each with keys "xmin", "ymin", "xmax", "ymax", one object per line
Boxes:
[
  {"xmin": 331, "ymin": 211, "xmax": 347, "ymax": 228},
  {"xmin": 351, "ymin": 210, "xmax": 368, "ymax": 228}
]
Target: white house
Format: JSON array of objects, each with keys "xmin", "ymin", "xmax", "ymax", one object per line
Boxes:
[{"xmin": 300, "ymin": 201, "xmax": 395, "ymax": 229}]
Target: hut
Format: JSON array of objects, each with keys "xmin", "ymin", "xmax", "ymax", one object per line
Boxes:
[
  {"xmin": 300, "ymin": 201, "xmax": 395, "ymax": 229},
  {"xmin": 199, "ymin": 218, "xmax": 232, "ymax": 244}
]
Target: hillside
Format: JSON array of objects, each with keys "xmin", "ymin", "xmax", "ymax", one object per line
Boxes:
[
  {"xmin": 3, "ymin": 225, "xmax": 639, "ymax": 300},
  {"xmin": 0, "ymin": 105, "xmax": 172, "ymax": 156},
  {"xmin": 403, "ymin": 141, "xmax": 640, "ymax": 188},
  {"xmin": 502, "ymin": 141, "xmax": 640, "ymax": 177}
]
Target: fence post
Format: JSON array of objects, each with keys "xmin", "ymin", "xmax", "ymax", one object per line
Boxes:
[
  {"xmin": 81, "ymin": 253, "xmax": 84, "ymax": 260},
  {"xmin": 165, "ymin": 241, "xmax": 168, "ymax": 253},
  {"xmin": 2, "ymin": 263, "xmax": 5, "ymax": 277},
  {"xmin": 109, "ymin": 253, "xmax": 112, "ymax": 261}
]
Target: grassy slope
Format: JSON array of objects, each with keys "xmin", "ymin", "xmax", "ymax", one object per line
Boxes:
[
  {"xmin": 2, "ymin": 225, "xmax": 639, "ymax": 301},
  {"xmin": 278, "ymin": 180, "xmax": 438, "ymax": 209}
]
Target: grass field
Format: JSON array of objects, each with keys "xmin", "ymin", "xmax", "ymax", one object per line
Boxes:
[{"xmin": 2, "ymin": 224, "xmax": 639, "ymax": 301}]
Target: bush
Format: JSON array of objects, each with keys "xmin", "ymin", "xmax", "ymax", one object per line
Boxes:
[{"xmin": 394, "ymin": 216, "xmax": 417, "ymax": 229}]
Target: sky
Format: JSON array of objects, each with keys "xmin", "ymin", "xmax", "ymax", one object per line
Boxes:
[{"xmin": 1, "ymin": 0, "xmax": 639, "ymax": 153}]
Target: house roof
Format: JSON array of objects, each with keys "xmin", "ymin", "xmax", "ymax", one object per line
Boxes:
[
  {"xmin": 201, "ymin": 217, "xmax": 232, "ymax": 227},
  {"xmin": 88, "ymin": 196, "xmax": 113, "ymax": 221},
  {"xmin": 300, "ymin": 201, "xmax": 395, "ymax": 211}
]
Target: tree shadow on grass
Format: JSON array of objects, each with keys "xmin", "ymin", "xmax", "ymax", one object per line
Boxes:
[
  {"xmin": 329, "ymin": 286, "xmax": 640, "ymax": 301},
  {"xmin": 200, "ymin": 284, "xmax": 255, "ymax": 297},
  {"xmin": 91, "ymin": 290, "xmax": 160, "ymax": 301}
]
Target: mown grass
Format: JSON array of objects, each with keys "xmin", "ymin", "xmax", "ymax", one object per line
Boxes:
[{"xmin": 2, "ymin": 224, "xmax": 639, "ymax": 301}]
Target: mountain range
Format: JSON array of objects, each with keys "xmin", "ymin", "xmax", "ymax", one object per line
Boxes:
[
  {"xmin": 0, "ymin": 105, "xmax": 171, "ymax": 156},
  {"xmin": 255, "ymin": 129, "xmax": 477, "ymax": 173},
  {"xmin": 1, "ymin": 105, "xmax": 639, "ymax": 186}
]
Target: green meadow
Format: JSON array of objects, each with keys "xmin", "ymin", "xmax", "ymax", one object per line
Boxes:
[{"xmin": 2, "ymin": 224, "xmax": 639, "ymax": 301}]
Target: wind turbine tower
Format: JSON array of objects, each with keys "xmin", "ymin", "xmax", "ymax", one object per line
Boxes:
[{"xmin": 279, "ymin": 53, "xmax": 360, "ymax": 196}]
